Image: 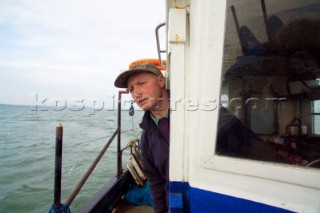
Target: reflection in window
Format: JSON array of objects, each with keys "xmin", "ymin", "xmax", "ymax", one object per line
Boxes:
[
  {"xmin": 217, "ymin": 0, "xmax": 320, "ymax": 169},
  {"xmin": 312, "ymin": 100, "xmax": 320, "ymax": 134}
]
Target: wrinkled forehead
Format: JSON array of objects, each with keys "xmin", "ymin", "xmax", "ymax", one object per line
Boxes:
[{"xmin": 127, "ymin": 72, "xmax": 158, "ymax": 87}]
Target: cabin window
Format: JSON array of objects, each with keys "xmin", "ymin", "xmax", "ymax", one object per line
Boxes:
[
  {"xmin": 312, "ymin": 100, "xmax": 320, "ymax": 134},
  {"xmin": 217, "ymin": 0, "xmax": 320, "ymax": 169}
]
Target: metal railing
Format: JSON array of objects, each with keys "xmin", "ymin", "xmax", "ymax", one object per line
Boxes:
[
  {"xmin": 117, "ymin": 90, "xmax": 129, "ymax": 177},
  {"xmin": 155, "ymin": 22, "xmax": 166, "ymax": 66},
  {"xmin": 50, "ymin": 90, "xmax": 129, "ymax": 211}
]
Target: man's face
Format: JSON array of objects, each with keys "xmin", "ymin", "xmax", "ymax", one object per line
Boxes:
[{"xmin": 127, "ymin": 72, "xmax": 165, "ymax": 111}]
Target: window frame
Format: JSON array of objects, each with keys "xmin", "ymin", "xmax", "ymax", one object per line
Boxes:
[{"xmin": 191, "ymin": 0, "xmax": 320, "ymax": 190}]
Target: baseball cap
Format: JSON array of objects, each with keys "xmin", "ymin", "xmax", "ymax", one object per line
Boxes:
[{"xmin": 114, "ymin": 62, "xmax": 163, "ymax": 88}]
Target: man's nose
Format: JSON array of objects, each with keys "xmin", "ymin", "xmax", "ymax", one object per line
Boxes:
[
  {"xmin": 134, "ymin": 93, "xmax": 142, "ymax": 101},
  {"xmin": 132, "ymin": 89, "xmax": 142, "ymax": 100}
]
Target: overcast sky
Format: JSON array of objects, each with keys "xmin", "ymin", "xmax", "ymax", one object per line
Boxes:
[{"xmin": 0, "ymin": 0, "xmax": 166, "ymax": 106}]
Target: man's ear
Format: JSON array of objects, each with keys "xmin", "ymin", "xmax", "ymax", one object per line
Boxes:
[{"xmin": 158, "ymin": 75, "xmax": 166, "ymax": 88}]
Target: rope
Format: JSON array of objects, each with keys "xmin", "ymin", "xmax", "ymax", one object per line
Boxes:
[
  {"xmin": 130, "ymin": 115, "xmax": 141, "ymax": 141},
  {"xmin": 48, "ymin": 203, "xmax": 71, "ymax": 213},
  {"xmin": 75, "ymin": 102, "xmax": 142, "ymax": 144},
  {"xmin": 78, "ymin": 127, "xmax": 141, "ymax": 144}
]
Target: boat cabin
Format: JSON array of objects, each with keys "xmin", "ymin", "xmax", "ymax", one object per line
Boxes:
[
  {"xmin": 167, "ymin": 0, "xmax": 320, "ymax": 212},
  {"xmin": 73, "ymin": 1, "xmax": 320, "ymax": 212}
]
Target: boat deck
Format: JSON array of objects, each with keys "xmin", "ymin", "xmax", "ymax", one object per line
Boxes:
[{"xmin": 113, "ymin": 200, "xmax": 154, "ymax": 213}]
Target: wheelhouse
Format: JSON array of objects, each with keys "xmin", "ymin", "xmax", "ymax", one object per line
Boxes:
[{"xmin": 167, "ymin": 0, "xmax": 320, "ymax": 212}]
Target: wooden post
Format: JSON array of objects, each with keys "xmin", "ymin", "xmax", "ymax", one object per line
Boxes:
[{"xmin": 54, "ymin": 124, "xmax": 63, "ymax": 210}]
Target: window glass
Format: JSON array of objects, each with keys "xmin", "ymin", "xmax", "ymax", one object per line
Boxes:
[
  {"xmin": 312, "ymin": 100, "xmax": 320, "ymax": 134},
  {"xmin": 217, "ymin": 0, "xmax": 320, "ymax": 169}
]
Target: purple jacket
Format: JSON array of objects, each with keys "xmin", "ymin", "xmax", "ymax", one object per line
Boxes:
[{"xmin": 140, "ymin": 111, "xmax": 169, "ymax": 213}]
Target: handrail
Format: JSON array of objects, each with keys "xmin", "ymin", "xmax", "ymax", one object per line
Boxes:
[
  {"xmin": 117, "ymin": 90, "xmax": 129, "ymax": 177},
  {"xmin": 65, "ymin": 90, "xmax": 129, "ymax": 206},
  {"xmin": 155, "ymin": 22, "xmax": 166, "ymax": 66},
  {"xmin": 65, "ymin": 128, "xmax": 119, "ymax": 206},
  {"xmin": 50, "ymin": 90, "xmax": 131, "ymax": 211}
]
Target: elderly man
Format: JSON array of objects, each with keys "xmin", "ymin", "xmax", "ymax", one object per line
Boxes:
[{"xmin": 114, "ymin": 62, "xmax": 169, "ymax": 213}]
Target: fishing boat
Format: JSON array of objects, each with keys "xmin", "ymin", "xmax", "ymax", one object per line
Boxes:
[{"xmin": 50, "ymin": 0, "xmax": 320, "ymax": 212}]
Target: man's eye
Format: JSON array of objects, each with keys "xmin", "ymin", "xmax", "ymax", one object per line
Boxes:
[{"xmin": 138, "ymin": 81, "xmax": 145, "ymax": 85}]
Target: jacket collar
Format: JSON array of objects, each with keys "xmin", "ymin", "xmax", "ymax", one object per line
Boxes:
[{"xmin": 139, "ymin": 111, "xmax": 157, "ymax": 132}]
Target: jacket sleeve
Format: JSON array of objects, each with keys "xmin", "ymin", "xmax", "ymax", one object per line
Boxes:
[{"xmin": 140, "ymin": 132, "xmax": 168, "ymax": 213}]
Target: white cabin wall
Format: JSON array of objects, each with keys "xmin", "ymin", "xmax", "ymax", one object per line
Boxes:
[
  {"xmin": 167, "ymin": 0, "xmax": 320, "ymax": 212},
  {"xmin": 187, "ymin": 0, "xmax": 226, "ymax": 176},
  {"xmin": 168, "ymin": 8, "xmax": 189, "ymax": 182}
]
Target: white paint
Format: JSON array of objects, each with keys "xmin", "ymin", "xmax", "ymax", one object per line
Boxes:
[
  {"xmin": 168, "ymin": 8, "xmax": 188, "ymax": 182},
  {"xmin": 168, "ymin": 0, "xmax": 320, "ymax": 212},
  {"xmin": 168, "ymin": 9, "xmax": 187, "ymax": 43}
]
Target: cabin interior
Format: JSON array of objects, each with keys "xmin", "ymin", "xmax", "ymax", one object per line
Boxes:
[{"xmin": 217, "ymin": 0, "xmax": 320, "ymax": 168}]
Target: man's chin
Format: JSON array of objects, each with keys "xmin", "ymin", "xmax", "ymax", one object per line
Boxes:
[
  {"xmin": 139, "ymin": 102, "xmax": 160, "ymax": 111},
  {"xmin": 140, "ymin": 103, "xmax": 158, "ymax": 111},
  {"xmin": 140, "ymin": 105, "xmax": 151, "ymax": 111}
]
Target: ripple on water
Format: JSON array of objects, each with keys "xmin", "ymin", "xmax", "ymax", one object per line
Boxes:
[{"xmin": 0, "ymin": 106, "xmax": 144, "ymax": 213}]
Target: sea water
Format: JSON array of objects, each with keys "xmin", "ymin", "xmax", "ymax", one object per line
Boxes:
[
  {"xmin": 3, "ymin": 102, "xmax": 319, "ymax": 213},
  {"xmin": 0, "ymin": 104, "xmax": 143, "ymax": 213}
]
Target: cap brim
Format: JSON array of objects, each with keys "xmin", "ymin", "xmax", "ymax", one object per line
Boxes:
[{"xmin": 114, "ymin": 69, "xmax": 158, "ymax": 88}]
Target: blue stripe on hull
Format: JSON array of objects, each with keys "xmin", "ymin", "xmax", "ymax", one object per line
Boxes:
[{"xmin": 169, "ymin": 182, "xmax": 295, "ymax": 213}]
